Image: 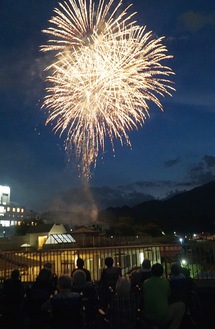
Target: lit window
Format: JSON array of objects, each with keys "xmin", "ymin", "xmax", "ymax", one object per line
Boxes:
[
  {"xmin": 21, "ymin": 209, "xmax": 24, "ymax": 213},
  {"xmin": 0, "ymin": 206, "xmax": 5, "ymax": 214},
  {"xmin": 12, "ymin": 208, "xmax": 16, "ymax": 212},
  {"xmin": 7, "ymin": 207, "xmax": 10, "ymax": 211},
  {"xmin": 0, "ymin": 220, "xmax": 10, "ymax": 227},
  {"xmin": 17, "ymin": 208, "xmax": 20, "ymax": 212}
]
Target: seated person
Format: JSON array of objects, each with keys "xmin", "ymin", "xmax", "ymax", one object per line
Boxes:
[
  {"xmin": 43, "ymin": 275, "xmax": 83, "ymax": 329},
  {"xmin": 108, "ymin": 277, "xmax": 137, "ymax": 329},
  {"xmin": 71, "ymin": 270, "xmax": 98, "ymax": 328},
  {"xmin": 142, "ymin": 263, "xmax": 185, "ymax": 329},
  {"xmin": 168, "ymin": 262, "xmax": 188, "ymax": 304}
]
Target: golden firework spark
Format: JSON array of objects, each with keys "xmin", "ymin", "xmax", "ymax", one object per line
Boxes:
[{"xmin": 41, "ymin": 0, "xmax": 175, "ymax": 179}]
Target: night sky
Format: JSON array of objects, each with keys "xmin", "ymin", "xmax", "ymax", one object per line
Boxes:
[{"xmin": 1, "ymin": 0, "xmax": 215, "ymax": 214}]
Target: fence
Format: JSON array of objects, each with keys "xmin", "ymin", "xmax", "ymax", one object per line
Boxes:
[{"xmin": 0, "ymin": 242, "xmax": 214, "ymax": 283}]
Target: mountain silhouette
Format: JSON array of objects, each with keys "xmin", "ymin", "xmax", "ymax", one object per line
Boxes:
[{"xmin": 98, "ymin": 181, "xmax": 215, "ymax": 233}]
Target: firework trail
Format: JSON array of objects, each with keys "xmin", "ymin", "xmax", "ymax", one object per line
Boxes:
[{"xmin": 41, "ymin": 0, "xmax": 175, "ymax": 180}]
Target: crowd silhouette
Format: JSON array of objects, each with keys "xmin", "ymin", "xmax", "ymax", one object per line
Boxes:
[{"xmin": 0, "ymin": 257, "xmax": 200, "ymax": 329}]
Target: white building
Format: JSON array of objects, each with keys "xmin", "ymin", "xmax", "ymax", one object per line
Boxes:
[
  {"xmin": 0, "ymin": 185, "xmax": 10, "ymax": 204},
  {"xmin": 0, "ymin": 184, "xmax": 25, "ymax": 228}
]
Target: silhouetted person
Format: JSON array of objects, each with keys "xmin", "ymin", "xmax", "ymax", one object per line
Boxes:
[
  {"xmin": 26, "ymin": 264, "xmax": 56, "ymax": 329},
  {"xmin": 168, "ymin": 262, "xmax": 188, "ymax": 304},
  {"xmin": 72, "ymin": 258, "xmax": 91, "ymax": 282},
  {"xmin": 71, "ymin": 270, "xmax": 98, "ymax": 329},
  {"xmin": 130, "ymin": 259, "xmax": 151, "ymax": 309},
  {"xmin": 2, "ymin": 269, "xmax": 25, "ymax": 329},
  {"xmin": 42, "ymin": 262, "xmax": 58, "ymax": 292},
  {"xmin": 99, "ymin": 257, "xmax": 121, "ymax": 311},
  {"xmin": 130, "ymin": 258, "xmax": 151, "ymax": 288}
]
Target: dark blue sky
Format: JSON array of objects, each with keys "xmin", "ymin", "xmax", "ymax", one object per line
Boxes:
[{"xmin": 1, "ymin": 0, "xmax": 215, "ymax": 213}]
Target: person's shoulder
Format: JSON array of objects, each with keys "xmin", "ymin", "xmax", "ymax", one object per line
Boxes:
[
  {"xmin": 53, "ymin": 291, "xmax": 81, "ymax": 300},
  {"xmin": 111, "ymin": 266, "xmax": 121, "ymax": 273},
  {"xmin": 83, "ymin": 268, "xmax": 91, "ymax": 275},
  {"xmin": 160, "ymin": 276, "xmax": 169, "ymax": 283},
  {"xmin": 83, "ymin": 280, "xmax": 95, "ymax": 287},
  {"xmin": 169, "ymin": 273, "xmax": 185, "ymax": 280},
  {"xmin": 4, "ymin": 278, "xmax": 22, "ymax": 288},
  {"xmin": 72, "ymin": 268, "xmax": 77, "ymax": 275},
  {"xmin": 143, "ymin": 277, "xmax": 151, "ymax": 286},
  {"xmin": 83, "ymin": 268, "xmax": 90, "ymax": 272},
  {"xmin": 163, "ymin": 277, "xmax": 171, "ymax": 289},
  {"xmin": 139, "ymin": 270, "xmax": 151, "ymax": 280},
  {"xmin": 3, "ymin": 278, "xmax": 11, "ymax": 286}
]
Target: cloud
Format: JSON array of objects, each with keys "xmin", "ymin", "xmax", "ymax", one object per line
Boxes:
[
  {"xmin": 164, "ymin": 157, "xmax": 181, "ymax": 167},
  {"xmin": 203, "ymin": 155, "xmax": 215, "ymax": 168},
  {"xmin": 186, "ymin": 154, "xmax": 215, "ymax": 185}
]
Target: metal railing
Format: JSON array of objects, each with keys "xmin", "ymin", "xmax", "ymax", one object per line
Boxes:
[{"xmin": 0, "ymin": 242, "xmax": 214, "ymax": 283}]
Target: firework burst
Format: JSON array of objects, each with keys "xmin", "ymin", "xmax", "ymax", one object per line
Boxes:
[{"xmin": 41, "ymin": 0, "xmax": 175, "ymax": 179}]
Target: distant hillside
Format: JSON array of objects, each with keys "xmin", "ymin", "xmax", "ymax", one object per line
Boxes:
[{"xmin": 98, "ymin": 181, "xmax": 215, "ymax": 233}]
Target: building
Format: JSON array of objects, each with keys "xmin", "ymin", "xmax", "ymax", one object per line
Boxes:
[
  {"xmin": 0, "ymin": 185, "xmax": 10, "ymax": 204},
  {"xmin": 0, "ymin": 223, "xmax": 76, "ymax": 251},
  {"xmin": 0, "ymin": 184, "xmax": 25, "ymax": 232},
  {"xmin": 26, "ymin": 223, "xmax": 76, "ymax": 249}
]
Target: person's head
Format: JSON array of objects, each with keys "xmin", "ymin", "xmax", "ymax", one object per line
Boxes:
[
  {"xmin": 11, "ymin": 269, "xmax": 20, "ymax": 279},
  {"xmin": 58, "ymin": 275, "xmax": 72, "ymax": 292},
  {"xmin": 180, "ymin": 267, "xmax": 191, "ymax": 278},
  {"xmin": 171, "ymin": 262, "xmax": 182, "ymax": 276},
  {"xmin": 37, "ymin": 268, "xmax": 52, "ymax": 282},
  {"xmin": 72, "ymin": 269, "xmax": 86, "ymax": 285},
  {"xmin": 76, "ymin": 258, "xmax": 84, "ymax": 268},
  {"xmin": 151, "ymin": 263, "xmax": 164, "ymax": 277},
  {"xmin": 142, "ymin": 259, "xmax": 151, "ymax": 270},
  {"xmin": 44, "ymin": 262, "xmax": 52, "ymax": 270},
  {"xmin": 105, "ymin": 257, "xmax": 114, "ymax": 268},
  {"xmin": 116, "ymin": 277, "xmax": 131, "ymax": 296}
]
